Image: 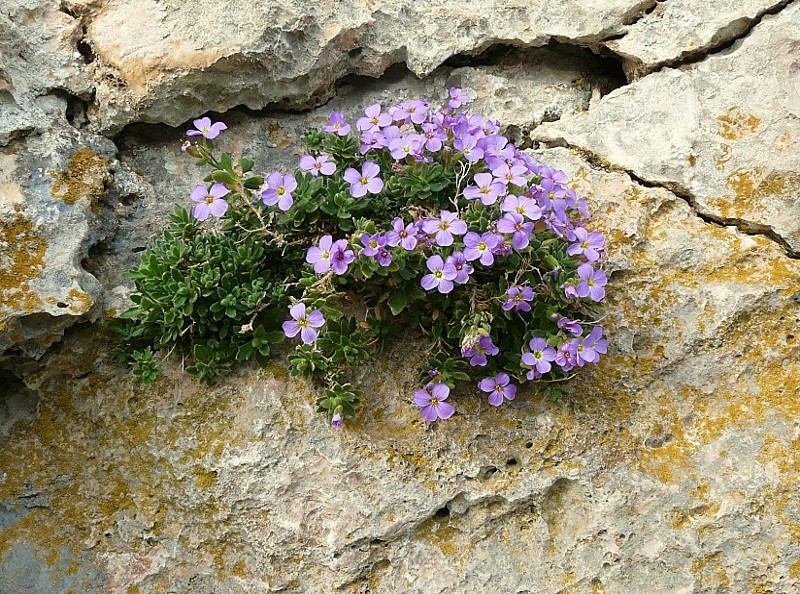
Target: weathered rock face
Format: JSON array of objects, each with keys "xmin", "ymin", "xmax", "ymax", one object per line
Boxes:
[
  {"xmin": 0, "ymin": 102, "xmax": 114, "ymax": 358},
  {"xmin": 535, "ymin": 2, "xmax": 800, "ymax": 255},
  {"xmin": 0, "ymin": 0, "xmax": 92, "ymax": 145},
  {"xmin": 2, "ymin": 0, "xmax": 800, "ymax": 592}
]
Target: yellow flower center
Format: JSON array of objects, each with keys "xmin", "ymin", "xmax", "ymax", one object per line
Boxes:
[
  {"xmin": 429, "ymin": 397, "xmax": 439, "ymax": 406},
  {"xmin": 360, "ymin": 176, "xmax": 369, "ymax": 185},
  {"xmin": 322, "ymin": 250, "xmax": 330, "ymax": 259},
  {"xmin": 277, "ymin": 187, "xmax": 285, "ymax": 196},
  {"xmin": 204, "ymin": 195, "xmax": 214, "ymax": 204},
  {"xmin": 297, "ymin": 318, "xmax": 309, "ymax": 328}
]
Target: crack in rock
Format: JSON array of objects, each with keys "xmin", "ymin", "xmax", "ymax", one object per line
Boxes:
[
  {"xmin": 603, "ymin": 0, "xmax": 797, "ymax": 79},
  {"xmin": 536, "ymin": 139, "xmax": 800, "ymax": 260}
]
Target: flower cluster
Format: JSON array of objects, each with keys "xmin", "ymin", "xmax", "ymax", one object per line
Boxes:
[{"xmin": 124, "ymin": 89, "xmax": 607, "ymax": 428}]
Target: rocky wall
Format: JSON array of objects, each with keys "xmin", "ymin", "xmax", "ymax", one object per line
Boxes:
[{"xmin": 1, "ymin": 1, "xmax": 799, "ymax": 592}]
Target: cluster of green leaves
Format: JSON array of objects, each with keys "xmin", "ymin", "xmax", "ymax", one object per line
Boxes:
[{"xmin": 118, "ymin": 98, "xmax": 606, "ymax": 426}]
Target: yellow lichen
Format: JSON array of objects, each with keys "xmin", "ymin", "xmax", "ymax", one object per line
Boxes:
[
  {"xmin": 50, "ymin": 148, "xmax": 109, "ymax": 206},
  {"xmin": 0, "ymin": 213, "xmax": 47, "ymax": 317},
  {"xmin": 717, "ymin": 109, "xmax": 762, "ymax": 140}
]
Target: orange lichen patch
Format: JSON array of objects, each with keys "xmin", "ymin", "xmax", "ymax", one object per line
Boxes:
[
  {"xmin": 0, "ymin": 326, "xmax": 252, "ymax": 575},
  {"xmin": 266, "ymin": 123, "xmax": 294, "ymax": 149},
  {"xmin": 707, "ymin": 168, "xmax": 800, "ymax": 221},
  {"xmin": 50, "ymin": 148, "xmax": 110, "ymax": 206},
  {"xmin": 638, "ymin": 406, "xmax": 694, "ymax": 484},
  {"xmin": 66, "ymin": 288, "xmax": 94, "ymax": 314},
  {"xmin": 715, "ymin": 143, "xmax": 733, "ymax": 171},
  {"xmin": 691, "ymin": 553, "xmax": 732, "ymax": 590},
  {"xmin": 717, "ymin": 109, "xmax": 762, "ymax": 140},
  {"xmin": 0, "ymin": 213, "xmax": 47, "ymax": 317}
]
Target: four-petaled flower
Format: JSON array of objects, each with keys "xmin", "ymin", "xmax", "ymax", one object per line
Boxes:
[
  {"xmin": 575, "ymin": 263, "xmax": 607, "ymax": 302},
  {"xmin": 567, "ymin": 227, "xmax": 605, "ymax": 262},
  {"xmin": 356, "ymin": 103, "xmax": 392, "ymax": 132},
  {"xmin": 463, "ymin": 231, "xmax": 499, "ymax": 266},
  {"xmin": 307, "ymin": 235, "xmax": 352, "ymax": 275},
  {"xmin": 413, "ymin": 383, "xmax": 455, "ymax": 421},
  {"xmin": 299, "ymin": 154, "xmax": 336, "ymax": 177},
  {"xmin": 262, "ymin": 172, "xmax": 297, "ymax": 211},
  {"xmin": 343, "ymin": 162, "xmax": 384, "ymax": 198},
  {"xmin": 521, "ymin": 337, "xmax": 557, "ymax": 374},
  {"xmin": 479, "ymin": 372, "xmax": 517, "ymax": 406},
  {"xmin": 422, "ymin": 210, "xmax": 467, "ymax": 247},
  {"xmin": 324, "ymin": 112, "xmax": 351, "ymax": 136},
  {"xmin": 502, "ymin": 285, "xmax": 535, "ymax": 312},
  {"xmin": 463, "ymin": 172, "xmax": 506, "ymax": 205},
  {"xmin": 282, "ymin": 303, "xmax": 325, "ymax": 344},
  {"xmin": 385, "ymin": 217, "xmax": 418, "ymax": 250},
  {"xmin": 186, "ymin": 117, "xmax": 227, "ymax": 139},
  {"xmin": 190, "ymin": 182, "xmax": 229, "ymax": 221},
  {"xmin": 421, "ymin": 255, "xmax": 457, "ymax": 294}
]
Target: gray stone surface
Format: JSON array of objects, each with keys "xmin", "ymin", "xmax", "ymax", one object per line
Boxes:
[
  {"xmin": 83, "ymin": 0, "xmax": 649, "ymax": 133},
  {"xmin": 607, "ymin": 0, "xmax": 790, "ymax": 75},
  {"xmin": 534, "ymin": 2, "xmax": 800, "ymax": 255},
  {"xmin": 0, "ymin": 0, "xmax": 91, "ymax": 145},
  {"xmin": 2, "ymin": 0, "xmax": 800, "ymax": 592}
]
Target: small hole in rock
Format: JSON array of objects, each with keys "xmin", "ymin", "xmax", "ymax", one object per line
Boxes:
[
  {"xmin": 132, "ymin": 246, "xmax": 146, "ymax": 253},
  {"xmin": 481, "ymin": 466, "xmax": 499, "ymax": 479},
  {"xmin": 56, "ymin": 302, "xmax": 69, "ymax": 308},
  {"xmin": 506, "ymin": 458, "xmax": 518, "ymax": 466},
  {"xmin": 525, "ymin": 441, "xmax": 533, "ymax": 449},
  {"xmin": 435, "ymin": 507, "xmax": 450, "ymax": 519}
]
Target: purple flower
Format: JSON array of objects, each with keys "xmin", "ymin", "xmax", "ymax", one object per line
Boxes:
[
  {"xmin": 391, "ymin": 99, "xmax": 428, "ymax": 124},
  {"xmin": 421, "ymin": 123, "xmax": 446, "ymax": 152},
  {"xmin": 496, "ymin": 212, "xmax": 534, "ymax": 250},
  {"xmin": 282, "ymin": 303, "xmax": 325, "ymax": 344},
  {"xmin": 186, "ymin": 117, "xmax": 227, "ymax": 139},
  {"xmin": 567, "ymin": 227, "xmax": 605, "ymax": 262},
  {"xmin": 306, "ymin": 235, "xmax": 334, "ymax": 274},
  {"xmin": 385, "ymin": 217, "xmax": 418, "ymax": 251},
  {"xmin": 463, "ymin": 231, "xmax": 500, "ymax": 266},
  {"xmin": 479, "ymin": 373, "xmax": 517, "ymax": 406},
  {"xmin": 343, "ymin": 162, "xmax": 384, "ymax": 198},
  {"xmin": 330, "ymin": 239, "xmax": 355, "ymax": 275},
  {"xmin": 502, "ymin": 285, "xmax": 535, "ymax": 312},
  {"xmin": 421, "ymin": 210, "xmax": 468, "ymax": 247},
  {"xmin": 360, "ymin": 233, "xmax": 392, "ymax": 266},
  {"xmin": 190, "ymin": 183, "xmax": 229, "ymax": 221},
  {"xmin": 454, "ymin": 134, "xmax": 484, "ymax": 163},
  {"xmin": 492, "ymin": 163, "xmax": 527, "ymax": 187},
  {"xmin": 447, "ymin": 87, "xmax": 472, "ymax": 110},
  {"xmin": 501, "ymin": 194, "xmax": 542, "ymax": 221},
  {"xmin": 463, "ymin": 172, "xmax": 506, "ymax": 205},
  {"xmin": 555, "ymin": 339, "xmax": 578, "ymax": 371},
  {"xmin": 261, "ymin": 172, "xmax": 297, "ymax": 211},
  {"xmin": 461, "ymin": 336, "xmax": 499, "ymax": 367},
  {"xmin": 324, "ymin": 112, "xmax": 351, "ymax": 136},
  {"xmin": 331, "ymin": 411, "xmax": 343, "ymax": 428},
  {"xmin": 575, "ymin": 263, "xmax": 607, "ymax": 302},
  {"xmin": 446, "ymin": 251, "xmax": 473, "ymax": 285},
  {"xmin": 413, "ymin": 383, "xmax": 455, "ymax": 422},
  {"xmin": 557, "ymin": 317, "xmax": 583, "ymax": 336},
  {"xmin": 360, "ymin": 233, "xmax": 384, "ymax": 257},
  {"xmin": 521, "ymin": 337, "xmax": 557, "ymax": 374},
  {"xmin": 374, "ymin": 247, "xmax": 392, "ymax": 267},
  {"xmin": 389, "ymin": 134, "xmax": 423, "ymax": 161},
  {"xmin": 356, "ymin": 103, "xmax": 392, "ymax": 132},
  {"xmin": 299, "ymin": 154, "xmax": 336, "ymax": 177},
  {"xmin": 576, "ymin": 326, "xmax": 607, "ymax": 366},
  {"xmin": 359, "ymin": 130, "xmax": 388, "ymax": 154},
  {"xmin": 420, "ymin": 254, "xmax": 457, "ymax": 294}
]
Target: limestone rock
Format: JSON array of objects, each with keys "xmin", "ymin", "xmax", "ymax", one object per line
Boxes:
[
  {"xmin": 534, "ymin": 2, "xmax": 800, "ymax": 254},
  {"xmin": 0, "ymin": 0, "xmax": 91, "ymax": 145},
  {"xmin": 83, "ymin": 0, "xmax": 649, "ymax": 133},
  {"xmin": 0, "ymin": 100, "xmax": 118, "ymax": 358},
  {"xmin": 607, "ymin": 0, "xmax": 788, "ymax": 75}
]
